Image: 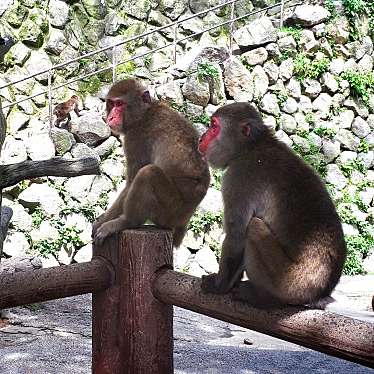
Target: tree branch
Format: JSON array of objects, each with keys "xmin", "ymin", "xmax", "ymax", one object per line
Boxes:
[{"xmin": 0, "ymin": 157, "xmax": 101, "ymax": 189}]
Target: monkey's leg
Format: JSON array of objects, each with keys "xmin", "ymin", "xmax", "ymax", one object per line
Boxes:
[
  {"xmin": 232, "ymin": 217, "xmax": 294, "ymax": 308},
  {"xmin": 93, "ymin": 165, "xmax": 183, "ymax": 245}
]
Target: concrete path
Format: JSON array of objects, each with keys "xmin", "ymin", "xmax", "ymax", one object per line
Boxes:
[{"xmin": 0, "ymin": 275, "xmax": 373, "ymax": 374}]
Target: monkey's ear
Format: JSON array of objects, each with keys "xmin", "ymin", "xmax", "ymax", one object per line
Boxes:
[
  {"xmin": 142, "ymin": 90, "xmax": 151, "ymax": 104},
  {"xmin": 240, "ymin": 122, "xmax": 251, "ymax": 137}
]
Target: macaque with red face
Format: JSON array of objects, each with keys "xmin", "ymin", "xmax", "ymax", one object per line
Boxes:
[
  {"xmin": 92, "ymin": 78, "xmax": 210, "ymax": 247},
  {"xmin": 198, "ymin": 102, "xmax": 346, "ymax": 308},
  {"xmin": 53, "ymin": 95, "xmax": 80, "ymax": 127}
]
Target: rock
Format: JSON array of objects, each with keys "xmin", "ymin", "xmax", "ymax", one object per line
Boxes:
[
  {"xmin": 8, "ymin": 43, "xmax": 31, "ymax": 65},
  {"xmin": 321, "ymin": 72, "xmax": 338, "ymax": 93},
  {"xmin": 159, "ymin": 0, "xmax": 187, "ymax": 20},
  {"xmin": 313, "ymin": 93, "xmax": 332, "ymax": 118},
  {"xmin": 335, "ymin": 129, "xmax": 360, "ymax": 151},
  {"xmin": 18, "ymin": 184, "xmax": 64, "ymax": 216},
  {"xmin": 71, "ymin": 143, "xmax": 100, "ymax": 162},
  {"xmin": 352, "ymin": 117, "xmax": 370, "ymax": 139},
  {"xmin": 100, "ymin": 158, "xmax": 125, "ymax": 179},
  {"xmin": 285, "ymin": 78, "xmax": 301, "ymax": 99},
  {"xmin": 329, "ymin": 58, "xmax": 345, "ymax": 75},
  {"xmin": 83, "ymin": 96, "xmax": 104, "ymax": 112},
  {"xmin": 0, "ymin": 136, "xmax": 27, "ymax": 164},
  {"xmin": 87, "ymin": 175, "xmax": 113, "ymax": 204},
  {"xmin": 183, "ymin": 230, "xmax": 204, "ymax": 251},
  {"xmin": 187, "ymin": 260, "xmax": 206, "ymax": 277},
  {"xmin": 7, "ymin": 110, "xmax": 30, "ymax": 134},
  {"xmin": 347, "ymin": 38, "xmax": 373, "ymax": 61},
  {"xmin": 294, "ymin": 112, "xmax": 309, "ymax": 132},
  {"xmin": 358, "ymin": 54, "xmax": 373, "ymax": 73},
  {"xmin": 204, "ymin": 104, "xmax": 219, "ymax": 117},
  {"xmin": 299, "ymin": 30, "xmax": 319, "ymax": 54},
  {"xmin": 290, "ymin": 135, "xmax": 310, "ymax": 153},
  {"xmin": 30, "ymin": 221, "xmax": 59, "ymax": 242},
  {"xmin": 287, "ymin": 5, "xmax": 330, "ymax": 27},
  {"xmin": 265, "ymin": 43, "xmax": 281, "ymax": 60},
  {"xmin": 280, "ymin": 114, "xmax": 297, "ymax": 135},
  {"xmin": 279, "ymin": 58, "xmax": 294, "ymax": 81},
  {"xmin": 363, "ymin": 251, "xmax": 374, "ymax": 274},
  {"xmin": 125, "ymin": 0, "xmax": 152, "ymax": 20},
  {"xmin": 259, "ymin": 93, "xmax": 280, "ymax": 116},
  {"xmin": 209, "ymin": 62, "xmax": 226, "ymax": 106},
  {"xmin": 275, "ymin": 130, "xmax": 293, "ymax": 147},
  {"xmin": 26, "ymin": 133, "xmax": 55, "ymax": 160},
  {"xmin": 174, "ymin": 245, "xmax": 191, "ymax": 272},
  {"xmin": 25, "ymin": 50, "xmax": 52, "ymax": 83},
  {"xmin": 64, "ymin": 175, "xmax": 95, "ymax": 201},
  {"xmin": 282, "ymin": 97, "xmax": 298, "ymax": 114},
  {"xmin": 74, "ymin": 244, "xmax": 92, "ymax": 263},
  {"xmin": 64, "ymin": 213, "xmax": 91, "ymax": 245},
  {"xmin": 5, "ymin": 202, "xmax": 32, "ymax": 231},
  {"xmin": 358, "ymin": 151, "xmax": 374, "ymax": 169},
  {"xmin": 50, "ymin": 127, "xmax": 76, "ymax": 155},
  {"xmin": 223, "ymin": 57, "xmax": 253, "ymax": 102},
  {"xmin": 263, "ymin": 61, "xmax": 279, "ymax": 85},
  {"xmin": 303, "ymin": 78, "xmax": 322, "ymax": 98},
  {"xmin": 198, "ymin": 188, "xmax": 223, "ymax": 214},
  {"xmin": 299, "ymin": 95, "xmax": 313, "ymax": 113},
  {"xmin": 325, "ymin": 164, "xmax": 347, "ymax": 190},
  {"xmin": 262, "ymin": 115, "xmax": 276, "ymax": 130},
  {"xmin": 233, "ymin": 17, "xmax": 277, "ymax": 48},
  {"xmin": 182, "ymin": 74, "xmax": 210, "ymax": 107},
  {"xmin": 186, "ymin": 102, "xmax": 204, "ymax": 118},
  {"xmin": 44, "ymin": 29, "xmax": 67, "ymax": 55},
  {"xmin": 252, "ymin": 65, "xmax": 268, "ymax": 101},
  {"xmin": 156, "ymin": 81, "xmax": 184, "ymax": 106},
  {"xmin": 241, "ymin": 47, "xmax": 268, "ymax": 66},
  {"xmin": 337, "ymin": 151, "xmax": 357, "ymax": 165},
  {"xmin": 322, "ymin": 139, "xmax": 340, "ymax": 163},
  {"xmin": 334, "ymin": 110, "xmax": 355, "ymax": 129},
  {"xmin": 344, "ymin": 58, "xmax": 358, "ymax": 72},
  {"xmin": 344, "ymin": 98, "xmax": 369, "ymax": 119},
  {"xmin": 70, "ymin": 113, "xmax": 111, "ymax": 146},
  {"xmin": 326, "ymin": 17, "xmax": 350, "ymax": 44},
  {"xmin": 49, "ymin": 0, "xmax": 70, "ymax": 28},
  {"xmin": 278, "ymin": 35, "xmax": 297, "ymax": 55},
  {"xmin": 3, "ymin": 232, "xmax": 30, "ymax": 257},
  {"xmin": 94, "ymin": 136, "xmax": 121, "ymax": 157},
  {"xmin": 194, "ymin": 246, "xmax": 219, "ymax": 274},
  {"xmin": 342, "ymin": 223, "xmax": 359, "ymax": 236},
  {"xmin": 0, "ymin": 256, "xmax": 42, "ymax": 274}
]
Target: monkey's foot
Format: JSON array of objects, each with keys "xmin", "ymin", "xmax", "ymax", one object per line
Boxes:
[{"xmin": 201, "ymin": 274, "xmax": 229, "ymax": 294}]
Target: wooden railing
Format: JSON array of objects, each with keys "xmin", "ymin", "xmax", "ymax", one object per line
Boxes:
[{"xmin": 0, "ymin": 228, "xmax": 373, "ymax": 373}]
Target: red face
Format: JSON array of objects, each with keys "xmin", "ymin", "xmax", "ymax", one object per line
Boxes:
[
  {"xmin": 106, "ymin": 99, "xmax": 127, "ymax": 132},
  {"xmin": 198, "ymin": 116, "xmax": 221, "ymax": 155}
]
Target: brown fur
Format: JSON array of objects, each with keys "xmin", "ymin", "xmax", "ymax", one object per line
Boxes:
[
  {"xmin": 53, "ymin": 95, "xmax": 80, "ymax": 127},
  {"xmin": 92, "ymin": 78, "xmax": 210, "ymax": 247},
  {"xmin": 200, "ymin": 102, "xmax": 346, "ymax": 308}
]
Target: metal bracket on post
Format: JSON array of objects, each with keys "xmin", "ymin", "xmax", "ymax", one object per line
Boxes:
[{"xmin": 47, "ymin": 70, "xmax": 53, "ymax": 128}]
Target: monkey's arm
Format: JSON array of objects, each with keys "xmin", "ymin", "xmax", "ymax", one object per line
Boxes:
[{"xmin": 201, "ymin": 202, "xmax": 254, "ymax": 294}]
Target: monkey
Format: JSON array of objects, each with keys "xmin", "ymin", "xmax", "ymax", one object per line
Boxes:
[
  {"xmin": 53, "ymin": 95, "xmax": 80, "ymax": 127},
  {"xmin": 92, "ymin": 78, "xmax": 210, "ymax": 247},
  {"xmin": 198, "ymin": 102, "xmax": 347, "ymax": 309}
]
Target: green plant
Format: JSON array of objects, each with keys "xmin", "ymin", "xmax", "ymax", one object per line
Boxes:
[
  {"xmin": 324, "ymin": 0, "xmax": 339, "ymax": 18},
  {"xmin": 343, "ymin": 237, "xmax": 366, "ymax": 275},
  {"xmin": 144, "ymin": 55, "xmax": 153, "ymax": 69},
  {"xmin": 340, "ymin": 159, "xmax": 367, "ymax": 178},
  {"xmin": 195, "ymin": 113, "xmax": 210, "ymax": 126},
  {"xmin": 341, "ymin": 70, "xmax": 374, "ymax": 105},
  {"xmin": 280, "ymin": 25, "xmax": 302, "ymax": 42},
  {"xmin": 342, "ymin": 0, "xmax": 371, "ymax": 39},
  {"xmin": 294, "ymin": 54, "xmax": 329, "ymax": 81},
  {"xmin": 313, "ymin": 126, "xmax": 337, "ymax": 139},
  {"xmin": 31, "ymin": 207, "xmax": 45, "ymax": 228},
  {"xmin": 304, "ymin": 112, "xmax": 316, "ymax": 126},
  {"xmin": 274, "ymin": 89, "xmax": 288, "ymax": 107},
  {"xmin": 116, "ymin": 60, "xmax": 136, "ymax": 78},
  {"xmin": 197, "ymin": 60, "xmax": 219, "ymax": 83},
  {"xmin": 210, "ymin": 169, "xmax": 224, "ymax": 190},
  {"xmin": 78, "ymin": 75, "xmax": 102, "ymax": 96},
  {"xmin": 189, "ymin": 211, "xmax": 223, "ymax": 236}
]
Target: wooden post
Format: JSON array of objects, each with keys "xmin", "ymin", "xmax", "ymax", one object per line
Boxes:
[{"xmin": 92, "ymin": 228, "xmax": 173, "ymax": 374}]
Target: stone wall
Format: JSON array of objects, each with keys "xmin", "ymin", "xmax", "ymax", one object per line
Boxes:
[{"xmin": 0, "ymin": 1, "xmax": 373, "ymax": 275}]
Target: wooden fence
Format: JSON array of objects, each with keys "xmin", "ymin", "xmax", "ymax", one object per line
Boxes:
[{"xmin": 0, "ymin": 228, "xmax": 373, "ymax": 373}]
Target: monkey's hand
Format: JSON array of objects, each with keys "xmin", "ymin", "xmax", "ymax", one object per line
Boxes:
[
  {"xmin": 92, "ymin": 222, "xmax": 115, "ymax": 246},
  {"xmin": 201, "ymin": 273, "xmax": 230, "ymax": 294},
  {"xmin": 92, "ymin": 214, "xmax": 106, "ymax": 238}
]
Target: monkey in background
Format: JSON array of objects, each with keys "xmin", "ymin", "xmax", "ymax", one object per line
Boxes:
[
  {"xmin": 53, "ymin": 95, "xmax": 80, "ymax": 127},
  {"xmin": 92, "ymin": 78, "xmax": 210, "ymax": 247},
  {"xmin": 198, "ymin": 102, "xmax": 346, "ymax": 309}
]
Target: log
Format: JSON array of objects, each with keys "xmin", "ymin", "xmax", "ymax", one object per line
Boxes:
[
  {"xmin": 0, "ymin": 258, "xmax": 114, "ymax": 309},
  {"xmin": 92, "ymin": 228, "xmax": 174, "ymax": 374},
  {"xmin": 154, "ymin": 269, "xmax": 374, "ymax": 369},
  {"xmin": 0, "ymin": 157, "xmax": 100, "ymax": 189}
]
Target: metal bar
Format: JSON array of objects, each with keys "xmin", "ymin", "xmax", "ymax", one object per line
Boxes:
[
  {"xmin": 154, "ymin": 269, "xmax": 374, "ymax": 369},
  {"xmin": 47, "ymin": 70, "xmax": 53, "ymax": 127},
  {"xmin": 0, "ymin": 258, "xmax": 114, "ymax": 309},
  {"xmin": 173, "ymin": 24, "xmax": 178, "ymax": 64},
  {"xmin": 229, "ymin": 0, "xmax": 236, "ymax": 53},
  {"xmin": 280, "ymin": 0, "xmax": 285, "ymax": 28},
  {"xmin": 112, "ymin": 46, "xmax": 117, "ymax": 83},
  {"xmin": 92, "ymin": 229, "xmax": 173, "ymax": 374},
  {"xmin": 0, "ymin": 0, "xmax": 297, "ymax": 91}
]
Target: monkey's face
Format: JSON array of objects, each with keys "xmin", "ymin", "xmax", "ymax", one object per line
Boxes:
[
  {"xmin": 199, "ymin": 116, "xmax": 239, "ymax": 169},
  {"xmin": 106, "ymin": 98, "xmax": 127, "ymax": 134}
]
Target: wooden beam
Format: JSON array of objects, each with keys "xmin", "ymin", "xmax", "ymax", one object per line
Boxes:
[
  {"xmin": 154, "ymin": 269, "xmax": 374, "ymax": 369},
  {"xmin": 0, "ymin": 258, "xmax": 114, "ymax": 309},
  {"xmin": 92, "ymin": 228, "xmax": 174, "ymax": 374}
]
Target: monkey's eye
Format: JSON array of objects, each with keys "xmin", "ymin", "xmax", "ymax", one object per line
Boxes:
[{"xmin": 114, "ymin": 100, "xmax": 124, "ymax": 107}]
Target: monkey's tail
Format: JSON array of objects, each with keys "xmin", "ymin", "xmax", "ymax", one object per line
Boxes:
[{"xmin": 173, "ymin": 226, "xmax": 187, "ymax": 247}]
